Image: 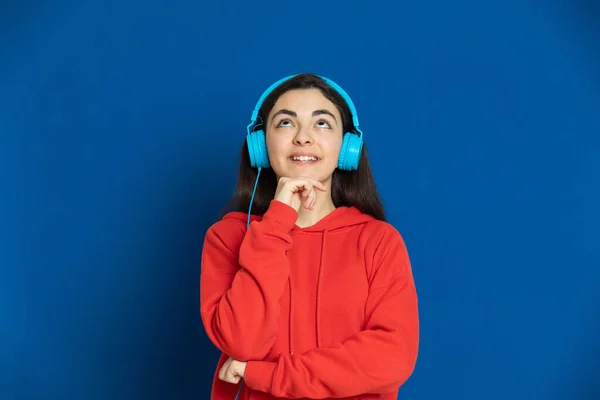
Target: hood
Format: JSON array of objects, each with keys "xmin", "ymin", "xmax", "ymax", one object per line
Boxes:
[{"xmin": 222, "ymin": 204, "xmax": 375, "ymax": 233}]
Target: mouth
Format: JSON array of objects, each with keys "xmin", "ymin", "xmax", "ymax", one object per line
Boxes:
[{"xmin": 289, "ymin": 155, "xmax": 321, "ymax": 165}]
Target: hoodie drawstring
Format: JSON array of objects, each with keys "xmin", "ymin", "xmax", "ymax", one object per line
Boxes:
[
  {"xmin": 315, "ymin": 230, "xmax": 328, "ymax": 348},
  {"xmin": 289, "ymin": 230, "xmax": 328, "ymax": 354},
  {"xmin": 288, "ymin": 277, "xmax": 294, "ymax": 355}
]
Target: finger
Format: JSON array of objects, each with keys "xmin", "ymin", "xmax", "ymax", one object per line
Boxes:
[
  {"xmin": 304, "ymin": 181, "xmax": 317, "ymax": 209},
  {"xmin": 303, "ymin": 184, "xmax": 313, "ymax": 210},
  {"xmin": 300, "ymin": 180, "xmax": 313, "ymax": 195},
  {"xmin": 284, "ymin": 178, "xmax": 324, "ymax": 201},
  {"xmin": 304, "ymin": 194, "xmax": 311, "ymax": 210},
  {"xmin": 307, "ymin": 183, "xmax": 314, "ymax": 209},
  {"xmin": 311, "ymin": 180, "xmax": 327, "ymax": 191},
  {"xmin": 309, "ymin": 186, "xmax": 316, "ymax": 209},
  {"xmin": 299, "ymin": 182, "xmax": 313, "ymax": 208},
  {"xmin": 219, "ymin": 362, "xmax": 226, "ymax": 380},
  {"xmin": 286, "ymin": 179, "xmax": 311, "ymax": 192},
  {"xmin": 299, "ymin": 179, "xmax": 326, "ymax": 193},
  {"xmin": 284, "ymin": 179, "xmax": 303, "ymax": 192},
  {"xmin": 219, "ymin": 358, "xmax": 231, "ymax": 381},
  {"xmin": 227, "ymin": 369, "xmax": 239, "ymax": 384}
]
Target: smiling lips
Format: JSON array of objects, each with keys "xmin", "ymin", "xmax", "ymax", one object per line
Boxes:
[{"xmin": 289, "ymin": 154, "xmax": 320, "ymax": 165}]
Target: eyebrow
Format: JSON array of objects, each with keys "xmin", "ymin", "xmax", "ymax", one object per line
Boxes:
[{"xmin": 271, "ymin": 108, "xmax": 338, "ymax": 124}]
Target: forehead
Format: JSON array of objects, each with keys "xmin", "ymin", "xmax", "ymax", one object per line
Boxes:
[{"xmin": 272, "ymin": 88, "xmax": 338, "ymax": 112}]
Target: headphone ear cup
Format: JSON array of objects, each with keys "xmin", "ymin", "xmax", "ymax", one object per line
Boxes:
[
  {"xmin": 338, "ymin": 132, "xmax": 363, "ymax": 171},
  {"xmin": 246, "ymin": 130, "xmax": 270, "ymax": 168}
]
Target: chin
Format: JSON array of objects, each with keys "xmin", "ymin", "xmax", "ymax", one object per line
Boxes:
[
  {"xmin": 293, "ymin": 171, "xmax": 333, "ymax": 183},
  {"xmin": 273, "ymin": 163, "xmax": 335, "ymax": 182}
]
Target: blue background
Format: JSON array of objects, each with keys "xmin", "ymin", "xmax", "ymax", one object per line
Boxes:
[{"xmin": 1, "ymin": 0, "xmax": 599, "ymax": 399}]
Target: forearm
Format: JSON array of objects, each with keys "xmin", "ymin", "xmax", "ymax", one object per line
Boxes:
[
  {"xmin": 201, "ymin": 200, "xmax": 299, "ymax": 360},
  {"xmin": 244, "ymin": 276, "xmax": 419, "ymax": 398}
]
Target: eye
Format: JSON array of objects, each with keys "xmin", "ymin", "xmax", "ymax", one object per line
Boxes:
[
  {"xmin": 316, "ymin": 120, "xmax": 331, "ymax": 129},
  {"xmin": 277, "ymin": 119, "xmax": 293, "ymax": 128}
]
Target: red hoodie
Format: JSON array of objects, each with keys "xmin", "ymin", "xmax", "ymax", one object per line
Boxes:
[{"xmin": 200, "ymin": 200, "xmax": 419, "ymax": 400}]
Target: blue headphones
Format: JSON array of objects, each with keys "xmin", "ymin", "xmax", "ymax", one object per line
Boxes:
[{"xmin": 245, "ymin": 74, "xmax": 364, "ymax": 171}]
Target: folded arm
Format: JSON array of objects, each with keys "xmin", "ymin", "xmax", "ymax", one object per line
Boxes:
[
  {"xmin": 200, "ymin": 201, "xmax": 298, "ymax": 361},
  {"xmin": 243, "ymin": 227, "xmax": 419, "ymax": 398}
]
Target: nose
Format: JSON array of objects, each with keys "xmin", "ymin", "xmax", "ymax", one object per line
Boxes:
[{"xmin": 293, "ymin": 126, "xmax": 314, "ymax": 146}]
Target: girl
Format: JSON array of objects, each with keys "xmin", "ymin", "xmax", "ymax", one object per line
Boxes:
[{"xmin": 200, "ymin": 73, "xmax": 419, "ymax": 400}]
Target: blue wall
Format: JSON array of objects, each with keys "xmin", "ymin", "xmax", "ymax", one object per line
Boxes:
[{"xmin": 1, "ymin": 1, "xmax": 599, "ymax": 399}]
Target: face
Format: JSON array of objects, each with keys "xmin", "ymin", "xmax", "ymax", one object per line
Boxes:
[{"xmin": 265, "ymin": 88, "xmax": 344, "ymax": 185}]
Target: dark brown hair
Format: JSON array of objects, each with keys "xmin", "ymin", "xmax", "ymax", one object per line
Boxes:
[{"xmin": 223, "ymin": 73, "xmax": 386, "ymax": 221}]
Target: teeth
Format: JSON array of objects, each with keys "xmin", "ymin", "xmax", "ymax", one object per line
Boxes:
[{"xmin": 292, "ymin": 156, "xmax": 318, "ymax": 161}]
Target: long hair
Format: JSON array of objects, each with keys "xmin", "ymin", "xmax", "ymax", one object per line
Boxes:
[{"xmin": 223, "ymin": 73, "xmax": 386, "ymax": 221}]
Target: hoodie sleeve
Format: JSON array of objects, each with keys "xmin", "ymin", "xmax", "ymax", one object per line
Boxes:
[
  {"xmin": 243, "ymin": 225, "xmax": 419, "ymax": 398},
  {"xmin": 200, "ymin": 200, "xmax": 298, "ymax": 361}
]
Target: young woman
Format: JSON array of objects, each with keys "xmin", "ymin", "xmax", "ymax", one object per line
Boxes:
[{"xmin": 200, "ymin": 73, "xmax": 419, "ymax": 400}]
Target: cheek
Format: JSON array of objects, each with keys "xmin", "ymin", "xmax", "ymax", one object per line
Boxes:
[
  {"xmin": 265, "ymin": 135, "xmax": 289, "ymax": 176},
  {"xmin": 324, "ymin": 137, "xmax": 343, "ymax": 159},
  {"xmin": 265, "ymin": 135, "xmax": 283, "ymax": 159}
]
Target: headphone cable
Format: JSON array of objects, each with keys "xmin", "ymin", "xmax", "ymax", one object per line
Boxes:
[{"xmin": 247, "ymin": 167, "xmax": 262, "ymax": 229}]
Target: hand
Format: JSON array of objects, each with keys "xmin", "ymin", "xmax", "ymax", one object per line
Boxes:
[
  {"xmin": 218, "ymin": 357, "xmax": 247, "ymax": 384},
  {"xmin": 274, "ymin": 177, "xmax": 327, "ymax": 212}
]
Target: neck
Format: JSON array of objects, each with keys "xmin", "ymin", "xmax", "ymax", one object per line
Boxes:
[{"xmin": 295, "ymin": 190, "xmax": 336, "ymax": 228}]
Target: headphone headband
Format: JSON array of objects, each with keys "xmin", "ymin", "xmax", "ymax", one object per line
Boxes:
[{"xmin": 248, "ymin": 74, "xmax": 361, "ymax": 135}]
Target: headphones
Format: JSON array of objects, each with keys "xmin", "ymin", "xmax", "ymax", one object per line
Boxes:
[
  {"xmin": 244, "ymin": 74, "xmax": 364, "ymax": 229},
  {"xmin": 246, "ymin": 74, "xmax": 364, "ymax": 171}
]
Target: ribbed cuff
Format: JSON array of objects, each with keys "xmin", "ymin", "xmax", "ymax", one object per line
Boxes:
[
  {"xmin": 261, "ymin": 200, "xmax": 298, "ymax": 232},
  {"xmin": 244, "ymin": 360, "xmax": 277, "ymax": 392}
]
